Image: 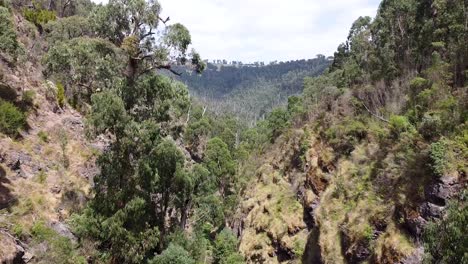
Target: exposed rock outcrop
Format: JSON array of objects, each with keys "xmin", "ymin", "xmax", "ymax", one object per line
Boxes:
[{"xmin": 0, "ymin": 230, "xmax": 26, "ymax": 264}]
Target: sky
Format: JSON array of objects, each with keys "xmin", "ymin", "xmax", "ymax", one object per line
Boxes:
[{"xmin": 91, "ymin": 0, "xmax": 381, "ymax": 63}]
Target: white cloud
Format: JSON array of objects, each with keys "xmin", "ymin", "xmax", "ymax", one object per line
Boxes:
[{"xmin": 91, "ymin": 0, "xmax": 381, "ymax": 62}]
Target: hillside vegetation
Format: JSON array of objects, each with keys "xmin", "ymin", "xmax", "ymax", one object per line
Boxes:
[
  {"xmin": 0, "ymin": 0, "xmax": 466, "ymax": 264},
  {"xmin": 178, "ymin": 58, "xmax": 330, "ymax": 122},
  {"xmin": 233, "ymin": 0, "xmax": 467, "ymax": 263}
]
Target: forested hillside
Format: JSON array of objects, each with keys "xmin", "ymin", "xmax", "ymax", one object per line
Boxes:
[
  {"xmin": 0, "ymin": 0, "xmax": 466, "ymax": 264},
  {"xmin": 177, "ymin": 58, "xmax": 330, "ymax": 122}
]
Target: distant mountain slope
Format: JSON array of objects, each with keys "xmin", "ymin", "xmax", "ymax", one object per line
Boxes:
[{"xmin": 177, "ymin": 56, "xmax": 331, "ymax": 121}]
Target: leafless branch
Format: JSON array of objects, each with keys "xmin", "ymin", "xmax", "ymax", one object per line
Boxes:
[
  {"xmin": 362, "ymin": 102, "xmax": 389, "ymax": 123},
  {"xmin": 139, "ymin": 64, "xmax": 182, "ymax": 76},
  {"xmin": 159, "ymin": 16, "xmax": 170, "ymax": 25},
  {"xmin": 141, "ymin": 29, "xmax": 155, "ymax": 39}
]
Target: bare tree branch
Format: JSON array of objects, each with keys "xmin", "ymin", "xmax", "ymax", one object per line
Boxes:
[
  {"xmin": 362, "ymin": 102, "xmax": 389, "ymax": 123},
  {"xmin": 141, "ymin": 30, "xmax": 155, "ymax": 39},
  {"xmin": 158, "ymin": 16, "xmax": 170, "ymax": 25},
  {"xmin": 139, "ymin": 64, "xmax": 182, "ymax": 76}
]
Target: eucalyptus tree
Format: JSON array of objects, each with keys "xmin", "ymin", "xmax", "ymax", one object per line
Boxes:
[
  {"xmin": 69, "ymin": 0, "xmax": 209, "ymax": 262},
  {"xmin": 89, "ymin": 0, "xmax": 205, "ymax": 83}
]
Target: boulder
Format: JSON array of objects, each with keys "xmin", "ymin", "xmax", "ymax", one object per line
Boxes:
[
  {"xmin": 425, "ymin": 174, "xmax": 462, "ymax": 206},
  {"xmin": 404, "ymin": 216, "xmax": 427, "ymax": 238},
  {"xmin": 2, "ymin": 151, "xmax": 31, "ymax": 172},
  {"xmin": 0, "ymin": 231, "xmax": 25, "ymax": 264},
  {"xmin": 0, "ymin": 82, "xmax": 18, "ymax": 102},
  {"xmin": 50, "ymin": 221, "xmax": 77, "ymax": 243},
  {"xmin": 340, "ymin": 229, "xmax": 371, "ymax": 263},
  {"xmin": 399, "ymin": 246, "xmax": 424, "ymax": 264},
  {"xmin": 420, "ymin": 202, "xmax": 445, "ymax": 220}
]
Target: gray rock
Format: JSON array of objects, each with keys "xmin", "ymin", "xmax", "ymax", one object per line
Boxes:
[
  {"xmin": 50, "ymin": 221, "xmax": 77, "ymax": 243},
  {"xmin": 0, "ymin": 231, "xmax": 25, "ymax": 264},
  {"xmin": 50, "ymin": 185, "xmax": 61, "ymax": 194},
  {"xmin": 0, "ymin": 82, "xmax": 18, "ymax": 101},
  {"xmin": 3, "ymin": 150, "xmax": 32, "ymax": 171},
  {"xmin": 340, "ymin": 228, "xmax": 371, "ymax": 263},
  {"xmin": 22, "ymin": 251, "xmax": 34, "ymax": 263},
  {"xmin": 405, "ymin": 216, "xmax": 427, "ymax": 237},
  {"xmin": 400, "ymin": 246, "xmax": 424, "ymax": 264},
  {"xmin": 425, "ymin": 175, "xmax": 462, "ymax": 206},
  {"xmin": 62, "ymin": 117, "xmax": 83, "ymax": 128},
  {"xmin": 421, "ymin": 202, "xmax": 445, "ymax": 219}
]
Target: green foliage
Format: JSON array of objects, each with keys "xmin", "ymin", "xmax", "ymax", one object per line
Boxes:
[
  {"xmin": 204, "ymin": 137, "xmax": 235, "ymax": 198},
  {"xmin": 213, "ymin": 228, "xmax": 242, "ymax": 264},
  {"xmin": 44, "ymin": 37, "xmax": 124, "ymax": 105},
  {"xmin": 23, "ymin": 7, "xmax": 56, "ymax": 27},
  {"xmin": 36, "ymin": 170, "xmax": 47, "ymax": 184},
  {"xmin": 126, "ymin": 74, "xmax": 190, "ymax": 123},
  {"xmin": 31, "ymin": 220, "xmax": 55, "ymax": 241},
  {"xmin": 423, "ymin": 193, "xmax": 468, "ymax": 264},
  {"xmin": 22, "ymin": 90, "xmax": 36, "ymax": 106},
  {"xmin": 287, "ymin": 95, "xmax": 304, "ymax": 116},
  {"xmin": 430, "ymin": 140, "xmax": 447, "ymax": 177},
  {"xmin": 0, "ymin": 6, "xmax": 20, "ymax": 58},
  {"xmin": 31, "ymin": 221, "xmax": 86, "ymax": 264},
  {"xmin": 164, "ymin": 23, "xmax": 191, "ymax": 54},
  {"xmin": 325, "ymin": 118, "xmax": 368, "ymax": 154},
  {"xmin": 222, "ymin": 253, "xmax": 245, "ymax": 264},
  {"xmin": 44, "ymin": 16, "xmax": 92, "ymax": 45},
  {"xmin": 266, "ymin": 108, "xmax": 290, "ymax": 140},
  {"xmin": 152, "ymin": 140, "xmax": 185, "ymax": 190},
  {"xmin": 0, "ymin": 99, "xmax": 26, "ymax": 136},
  {"xmin": 389, "ymin": 115, "xmax": 415, "ymax": 137},
  {"xmin": 429, "ymin": 136, "xmax": 468, "ymax": 178},
  {"xmin": 56, "ymin": 82, "xmax": 65, "ymax": 108},
  {"xmin": 193, "ymin": 194, "xmax": 225, "ymax": 229},
  {"xmin": 0, "ymin": 0, "xmax": 11, "ymax": 8},
  {"xmin": 164, "ymin": 229, "xmax": 210, "ymax": 262},
  {"xmin": 410, "ymin": 77, "xmax": 431, "ymax": 95},
  {"xmin": 184, "ymin": 117, "xmax": 211, "ymax": 148},
  {"xmin": 38, "ymin": 130, "xmax": 49, "ymax": 142},
  {"xmin": 149, "ymin": 243, "xmax": 195, "ymax": 264},
  {"xmin": 12, "ymin": 223, "xmax": 24, "ymax": 238},
  {"xmin": 58, "ymin": 128, "xmax": 69, "ymax": 168},
  {"xmin": 88, "ymin": 0, "xmax": 203, "ymax": 78},
  {"xmin": 87, "ymin": 91, "xmax": 129, "ymax": 136},
  {"xmin": 179, "ymin": 57, "xmax": 329, "ymax": 121}
]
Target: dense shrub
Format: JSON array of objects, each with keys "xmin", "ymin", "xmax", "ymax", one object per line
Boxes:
[
  {"xmin": 325, "ymin": 119, "xmax": 368, "ymax": 154},
  {"xmin": 56, "ymin": 82, "xmax": 65, "ymax": 107},
  {"xmin": 0, "ymin": 6, "xmax": 20, "ymax": 58},
  {"xmin": 267, "ymin": 108, "xmax": 290, "ymax": 140},
  {"xmin": 410, "ymin": 77, "xmax": 431, "ymax": 97},
  {"xmin": 213, "ymin": 229, "xmax": 243, "ymax": 264},
  {"xmin": 38, "ymin": 130, "xmax": 48, "ymax": 142},
  {"xmin": 0, "ymin": 99, "xmax": 26, "ymax": 136},
  {"xmin": 423, "ymin": 193, "xmax": 468, "ymax": 264},
  {"xmin": 23, "ymin": 7, "xmax": 56, "ymax": 28},
  {"xmin": 148, "ymin": 244, "xmax": 195, "ymax": 264},
  {"xmin": 31, "ymin": 221, "xmax": 86, "ymax": 264},
  {"xmin": 419, "ymin": 112, "xmax": 443, "ymax": 140},
  {"xmin": 44, "ymin": 16, "xmax": 92, "ymax": 44},
  {"xmin": 430, "ymin": 136, "xmax": 468, "ymax": 178},
  {"xmin": 0, "ymin": 0, "xmax": 11, "ymax": 8},
  {"xmin": 389, "ymin": 115, "xmax": 415, "ymax": 137},
  {"xmin": 22, "ymin": 90, "xmax": 36, "ymax": 106},
  {"xmin": 0, "ymin": 83, "xmax": 18, "ymax": 101}
]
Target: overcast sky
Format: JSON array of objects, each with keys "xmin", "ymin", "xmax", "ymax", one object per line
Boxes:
[{"xmin": 91, "ymin": 0, "xmax": 381, "ymax": 63}]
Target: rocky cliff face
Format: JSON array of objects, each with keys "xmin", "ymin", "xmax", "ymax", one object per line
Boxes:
[
  {"xmin": 234, "ymin": 129, "xmax": 333, "ymax": 263},
  {"xmin": 0, "ymin": 13, "xmax": 98, "ymax": 263},
  {"xmin": 233, "ymin": 125, "xmax": 465, "ymax": 264}
]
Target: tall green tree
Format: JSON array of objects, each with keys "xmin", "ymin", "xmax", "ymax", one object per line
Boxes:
[
  {"xmin": 89, "ymin": 0, "xmax": 205, "ymax": 82},
  {"xmin": 204, "ymin": 137, "xmax": 235, "ymax": 199}
]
